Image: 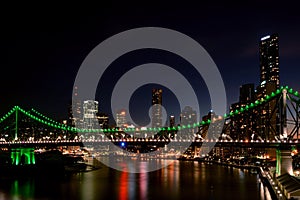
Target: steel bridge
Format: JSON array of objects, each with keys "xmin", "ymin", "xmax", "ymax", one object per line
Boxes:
[
  {"xmin": 0, "ymin": 86, "xmax": 300, "ymax": 176},
  {"xmin": 0, "ymin": 138, "xmax": 300, "ymax": 148},
  {"xmin": 0, "ymin": 86, "xmax": 299, "ymax": 143}
]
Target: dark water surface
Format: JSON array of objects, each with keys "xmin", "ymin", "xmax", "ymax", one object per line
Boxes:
[{"xmin": 0, "ymin": 160, "xmax": 272, "ymax": 200}]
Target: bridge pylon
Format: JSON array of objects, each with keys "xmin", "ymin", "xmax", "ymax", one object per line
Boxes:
[{"xmin": 276, "ymin": 147, "xmax": 293, "ymax": 176}]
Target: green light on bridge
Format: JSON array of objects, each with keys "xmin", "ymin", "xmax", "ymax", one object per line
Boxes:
[
  {"xmin": 10, "ymin": 148, "xmax": 35, "ymax": 166},
  {"xmin": 1, "ymin": 86, "xmax": 300, "ymax": 135},
  {"xmin": 271, "ymin": 92, "xmax": 275, "ymax": 97},
  {"xmin": 276, "ymin": 89, "xmax": 281, "ymax": 94}
]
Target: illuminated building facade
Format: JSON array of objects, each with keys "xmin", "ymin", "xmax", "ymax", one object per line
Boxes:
[
  {"xmin": 83, "ymin": 100, "xmax": 99, "ymax": 130},
  {"xmin": 169, "ymin": 115, "xmax": 175, "ymax": 127},
  {"xmin": 180, "ymin": 106, "xmax": 197, "ymax": 138},
  {"xmin": 116, "ymin": 109, "xmax": 127, "ymax": 128},
  {"xmin": 259, "ymin": 33, "xmax": 279, "ymax": 88},
  {"xmin": 256, "ymin": 34, "xmax": 280, "ymax": 140},
  {"xmin": 180, "ymin": 106, "xmax": 197, "ymax": 126},
  {"xmin": 229, "ymin": 34, "xmax": 280, "ymax": 140},
  {"xmin": 230, "ymin": 84, "xmax": 256, "ymax": 140},
  {"xmin": 229, "ymin": 32, "xmax": 280, "ymax": 141},
  {"xmin": 152, "ymin": 89, "xmax": 163, "ymax": 128},
  {"xmin": 70, "ymin": 86, "xmax": 83, "ymax": 127}
]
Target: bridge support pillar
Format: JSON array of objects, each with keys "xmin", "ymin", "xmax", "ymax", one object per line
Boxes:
[
  {"xmin": 11, "ymin": 148, "xmax": 35, "ymax": 165},
  {"xmin": 276, "ymin": 149, "xmax": 293, "ymax": 176}
]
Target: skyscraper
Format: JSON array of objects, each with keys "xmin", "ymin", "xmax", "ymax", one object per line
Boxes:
[
  {"xmin": 83, "ymin": 100, "xmax": 99, "ymax": 130},
  {"xmin": 180, "ymin": 106, "xmax": 197, "ymax": 126},
  {"xmin": 259, "ymin": 33, "xmax": 279, "ymax": 88},
  {"xmin": 169, "ymin": 115, "xmax": 175, "ymax": 127},
  {"xmin": 71, "ymin": 86, "xmax": 83, "ymax": 127},
  {"xmin": 152, "ymin": 89, "xmax": 162, "ymax": 128},
  {"xmin": 180, "ymin": 106, "xmax": 197, "ymax": 138},
  {"xmin": 116, "ymin": 109, "xmax": 127, "ymax": 128},
  {"xmin": 256, "ymin": 33, "xmax": 280, "ymax": 140}
]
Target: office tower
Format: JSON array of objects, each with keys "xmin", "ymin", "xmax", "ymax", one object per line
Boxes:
[
  {"xmin": 71, "ymin": 86, "xmax": 83, "ymax": 127},
  {"xmin": 180, "ymin": 106, "xmax": 197, "ymax": 138},
  {"xmin": 229, "ymin": 101, "xmax": 255, "ymax": 141},
  {"xmin": 116, "ymin": 109, "xmax": 127, "ymax": 128},
  {"xmin": 259, "ymin": 33, "xmax": 279, "ymax": 88},
  {"xmin": 180, "ymin": 106, "xmax": 197, "ymax": 126},
  {"xmin": 228, "ymin": 83, "xmax": 256, "ymax": 140},
  {"xmin": 169, "ymin": 115, "xmax": 175, "ymax": 127},
  {"xmin": 83, "ymin": 100, "xmax": 99, "ymax": 130},
  {"xmin": 152, "ymin": 89, "xmax": 162, "ymax": 128},
  {"xmin": 256, "ymin": 33, "xmax": 280, "ymax": 140}
]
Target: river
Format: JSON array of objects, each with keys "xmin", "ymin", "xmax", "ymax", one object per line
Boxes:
[{"xmin": 0, "ymin": 160, "xmax": 272, "ymax": 200}]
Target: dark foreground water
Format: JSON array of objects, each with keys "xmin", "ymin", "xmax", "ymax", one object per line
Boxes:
[{"xmin": 0, "ymin": 160, "xmax": 272, "ymax": 200}]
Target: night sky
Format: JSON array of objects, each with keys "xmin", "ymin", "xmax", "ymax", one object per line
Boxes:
[{"xmin": 1, "ymin": 2, "xmax": 300, "ymax": 125}]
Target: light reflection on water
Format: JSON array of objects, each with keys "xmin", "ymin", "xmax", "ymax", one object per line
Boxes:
[{"xmin": 0, "ymin": 160, "xmax": 272, "ymax": 200}]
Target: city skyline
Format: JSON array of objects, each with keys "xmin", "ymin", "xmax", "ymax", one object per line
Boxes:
[
  {"xmin": 0, "ymin": 31, "xmax": 289, "ymax": 127},
  {"xmin": 1, "ymin": 3, "xmax": 300, "ymax": 200},
  {"xmin": 1, "ymin": 2, "xmax": 300, "ymax": 125}
]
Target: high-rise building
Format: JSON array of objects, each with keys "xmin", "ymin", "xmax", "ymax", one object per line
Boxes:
[
  {"xmin": 180, "ymin": 106, "xmax": 197, "ymax": 138},
  {"xmin": 228, "ymin": 83, "xmax": 256, "ymax": 140},
  {"xmin": 255, "ymin": 81, "xmax": 278, "ymax": 140},
  {"xmin": 169, "ymin": 115, "xmax": 175, "ymax": 127},
  {"xmin": 83, "ymin": 100, "xmax": 99, "ymax": 130},
  {"xmin": 152, "ymin": 89, "xmax": 162, "ymax": 128},
  {"xmin": 259, "ymin": 33, "xmax": 279, "ymax": 88},
  {"xmin": 255, "ymin": 33, "xmax": 280, "ymax": 140},
  {"xmin": 70, "ymin": 86, "xmax": 83, "ymax": 128},
  {"xmin": 180, "ymin": 106, "xmax": 197, "ymax": 126},
  {"xmin": 229, "ymin": 101, "xmax": 255, "ymax": 140},
  {"xmin": 228, "ymin": 34, "xmax": 280, "ymax": 141},
  {"xmin": 116, "ymin": 109, "xmax": 127, "ymax": 128}
]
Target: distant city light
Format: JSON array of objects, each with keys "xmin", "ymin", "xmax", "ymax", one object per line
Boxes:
[
  {"xmin": 141, "ymin": 127, "xmax": 147, "ymax": 131},
  {"xmin": 261, "ymin": 35, "xmax": 270, "ymax": 40}
]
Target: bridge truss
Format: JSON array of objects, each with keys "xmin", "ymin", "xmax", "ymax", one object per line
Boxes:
[{"xmin": 0, "ymin": 86, "xmax": 299, "ymax": 144}]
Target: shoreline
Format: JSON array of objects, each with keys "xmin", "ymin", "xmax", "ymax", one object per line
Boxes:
[
  {"xmin": 193, "ymin": 158, "xmax": 280, "ymax": 199},
  {"xmin": 197, "ymin": 159, "xmax": 260, "ymax": 171}
]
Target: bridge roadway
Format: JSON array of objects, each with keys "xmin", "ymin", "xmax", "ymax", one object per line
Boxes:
[{"xmin": 0, "ymin": 139, "xmax": 299, "ymax": 149}]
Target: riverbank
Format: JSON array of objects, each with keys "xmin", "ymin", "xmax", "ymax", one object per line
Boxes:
[
  {"xmin": 195, "ymin": 158, "xmax": 284, "ymax": 199},
  {"xmin": 258, "ymin": 167, "xmax": 282, "ymax": 200},
  {"xmin": 177, "ymin": 156, "xmax": 285, "ymax": 199},
  {"xmin": 193, "ymin": 157, "xmax": 260, "ymax": 172}
]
